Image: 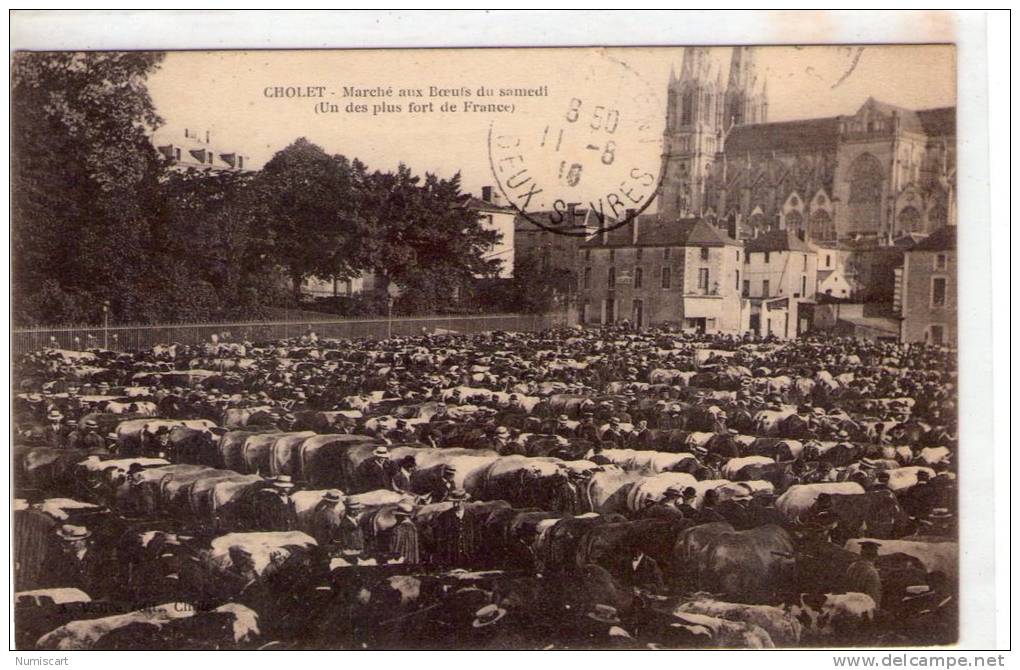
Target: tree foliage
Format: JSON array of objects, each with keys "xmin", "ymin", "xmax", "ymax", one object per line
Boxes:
[
  {"xmin": 12, "ymin": 52, "xmax": 512, "ymax": 325},
  {"xmin": 12, "ymin": 51, "xmax": 165, "ymax": 324}
]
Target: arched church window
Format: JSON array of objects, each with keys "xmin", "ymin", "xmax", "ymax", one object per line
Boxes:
[
  {"xmin": 681, "ymin": 91, "xmax": 693, "ymax": 125},
  {"xmin": 810, "ymin": 209, "xmax": 835, "ymax": 242},
  {"xmin": 897, "ymin": 206, "xmax": 923, "ymax": 234},
  {"xmin": 928, "ymin": 202, "xmax": 947, "ymax": 230},
  {"xmin": 785, "ymin": 210, "xmax": 804, "ymax": 234},
  {"xmin": 848, "ymin": 153, "xmax": 884, "ymax": 231}
]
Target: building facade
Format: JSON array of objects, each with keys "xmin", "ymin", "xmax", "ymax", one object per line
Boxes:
[
  {"xmin": 895, "ymin": 227, "xmax": 956, "ymax": 345},
  {"xmin": 576, "ymin": 217, "xmax": 746, "ymax": 333},
  {"xmin": 153, "ymin": 128, "xmax": 252, "ymax": 173},
  {"xmin": 743, "ymin": 230, "xmax": 819, "ymax": 338},
  {"xmin": 658, "ymin": 48, "xmax": 957, "ymax": 243},
  {"xmin": 468, "ymin": 187, "xmax": 517, "ymax": 279}
]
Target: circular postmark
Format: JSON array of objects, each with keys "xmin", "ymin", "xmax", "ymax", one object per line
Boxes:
[{"xmin": 488, "ymin": 49, "xmax": 664, "ymax": 237}]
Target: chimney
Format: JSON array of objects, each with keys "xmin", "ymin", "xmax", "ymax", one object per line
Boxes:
[
  {"xmin": 481, "ymin": 185, "xmax": 493, "ymax": 203},
  {"xmin": 205, "ymin": 130, "xmax": 210, "ymax": 144},
  {"xmin": 628, "ymin": 209, "xmax": 639, "ymax": 244},
  {"xmin": 184, "ymin": 128, "xmax": 189, "ymax": 139}
]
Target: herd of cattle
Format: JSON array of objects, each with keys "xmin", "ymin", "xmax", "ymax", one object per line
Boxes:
[{"xmin": 13, "ymin": 326, "xmax": 958, "ymax": 649}]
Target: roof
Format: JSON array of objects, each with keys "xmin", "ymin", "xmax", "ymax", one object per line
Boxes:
[
  {"xmin": 917, "ymin": 107, "xmax": 956, "ymax": 136},
  {"xmin": 725, "ymin": 117, "xmax": 841, "ymax": 154},
  {"xmin": 892, "ymin": 232, "xmax": 929, "ymax": 249},
  {"xmin": 837, "ymin": 315, "xmax": 899, "ymax": 336},
  {"xmin": 910, "ymin": 226, "xmax": 956, "ymax": 252},
  {"xmin": 582, "ymin": 217, "xmax": 739, "ymax": 248},
  {"xmin": 744, "ymin": 229, "xmax": 813, "ymax": 253},
  {"xmin": 465, "ymin": 196, "xmax": 514, "ymax": 213}
]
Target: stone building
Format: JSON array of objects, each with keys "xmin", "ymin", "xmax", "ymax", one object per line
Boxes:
[
  {"xmin": 467, "ymin": 187, "xmax": 517, "ymax": 279},
  {"xmin": 895, "ymin": 226, "xmax": 956, "ymax": 345},
  {"xmin": 152, "ymin": 128, "xmax": 252, "ymax": 172},
  {"xmin": 576, "ymin": 217, "xmax": 746, "ymax": 333},
  {"xmin": 743, "ymin": 229, "xmax": 819, "ymax": 338},
  {"xmin": 659, "ymin": 47, "xmax": 957, "ymax": 243}
]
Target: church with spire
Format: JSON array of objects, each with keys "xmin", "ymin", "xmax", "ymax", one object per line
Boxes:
[{"xmin": 657, "ymin": 46, "xmax": 956, "ymax": 243}]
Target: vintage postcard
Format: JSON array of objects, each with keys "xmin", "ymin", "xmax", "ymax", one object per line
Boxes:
[{"xmin": 9, "ymin": 10, "xmax": 1000, "ymax": 656}]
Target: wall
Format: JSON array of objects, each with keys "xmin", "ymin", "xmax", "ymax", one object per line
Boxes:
[
  {"xmin": 478, "ymin": 209, "xmax": 516, "ymax": 278},
  {"xmin": 900, "ymin": 249, "xmax": 956, "ymax": 344},
  {"xmin": 744, "ymin": 249, "xmax": 818, "ymax": 300},
  {"xmin": 577, "ymin": 242, "xmax": 744, "ymax": 333}
]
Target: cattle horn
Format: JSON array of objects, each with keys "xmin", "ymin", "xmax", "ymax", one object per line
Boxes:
[{"xmin": 771, "ymin": 550, "xmax": 795, "ymax": 559}]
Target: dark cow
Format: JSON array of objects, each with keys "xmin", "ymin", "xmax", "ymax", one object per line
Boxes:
[{"xmin": 673, "ymin": 523, "xmax": 796, "ymax": 603}]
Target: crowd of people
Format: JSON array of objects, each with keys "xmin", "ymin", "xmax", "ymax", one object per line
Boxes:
[{"xmin": 13, "ymin": 324, "xmax": 958, "ymax": 649}]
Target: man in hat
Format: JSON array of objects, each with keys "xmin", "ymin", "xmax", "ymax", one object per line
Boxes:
[
  {"xmin": 577, "ymin": 604, "xmax": 634, "ymax": 648},
  {"xmin": 308, "ymin": 490, "xmax": 345, "ymax": 546},
  {"xmin": 488, "ymin": 425, "xmax": 510, "ymax": 454},
  {"xmin": 388, "ymin": 503, "xmax": 420, "ymax": 565},
  {"xmin": 386, "ymin": 419, "xmax": 414, "ymax": 444},
  {"xmin": 79, "ymin": 418, "xmax": 106, "ymax": 454},
  {"xmin": 429, "ymin": 402, "xmax": 450, "ymax": 423},
  {"xmin": 502, "ymin": 394, "xmax": 527, "ymax": 417},
  {"xmin": 434, "ymin": 490, "xmax": 478, "ymax": 567},
  {"xmin": 506, "ymin": 525, "xmax": 542, "ymax": 574},
  {"xmin": 424, "ymin": 464, "xmax": 458, "ymax": 504},
  {"xmin": 601, "ymin": 417, "xmax": 625, "ymax": 447},
  {"xmin": 251, "ymin": 476, "xmax": 297, "ymax": 531},
  {"xmin": 356, "ymin": 445, "xmax": 396, "ymax": 492},
  {"xmin": 576, "ymin": 412, "xmax": 601, "ymax": 444},
  {"xmin": 697, "ymin": 489, "xmax": 727, "ymax": 524},
  {"xmin": 390, "ymin": 455, "xmax": 418, "ymax": 495},
  {"xmin": 277, "ymin": 412, "xmax": 297, "ymax": 431},
  {"xmin": 676, "ymin": 487, "xmax": 700, "ymax": 519},
  {"xmin": 714, "ymin": 485, "xmax": 755, "ymax": 530},
  {"xmin": 869, "ymin": 470, "xmax": 892, "ymax": 492},
  {"xmin": 335, "ymin": 500, "xmax": 366, "ymax": 555},
  {"xmin": 925, "ymin": 507, "xmax": 956, "ymax": 537},
  {"xmin": 637, "ymin": 486, "xmax": 687, "ymax": 520},
  {"xmin": 846, "ymin": 541, "xmax": 883, "ymax": 608},
  {"xmin": 49, "ymin": 524, "xmax": 100, "ymax": 590},
  {"xmin": 626, "ymin": 419, "xmax": 651, "ymax": 448},
  {"xmin": 621, "ymin": 543, "xmax": 665, "ymax": 594},
  {"xmin": 63, "ymin": 419, "xmax": 81, "ymax": 450},
  {"xmin": 44, "ymin": 410, "xmax": 66, "ymax": 448},
  {"xmin": 901, "ymin": 469, "xmax": 938, "ymax": 523},
  {"xmin": 552, "ymin": 415, "xmax": 575, "ymax": 440}
]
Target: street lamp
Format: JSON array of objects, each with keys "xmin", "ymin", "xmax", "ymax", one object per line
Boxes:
[
  {"xmin": 102, "ymin": 301, "xmax": 110, "ymax": 349},
  {"xmin": 387, "ymin": 297, "xmax": 395, "ymax": 340}
]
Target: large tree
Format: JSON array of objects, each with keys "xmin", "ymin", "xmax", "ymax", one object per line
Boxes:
[
  {"xmin": 11, "ymin": 51, "xmax": 166, "ymax": 324},
  {"xmin": 255, "ymin": 138, "xmax": 366, "ymax": 300},
  {"xmin": 361, "ymin": 166, "xmax": 501, "ymax": 313}
]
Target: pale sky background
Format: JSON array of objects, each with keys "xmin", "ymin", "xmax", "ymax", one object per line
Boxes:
[{"xmin": 147, "ymin": 45, "xmax": 955, "ymax": 204}]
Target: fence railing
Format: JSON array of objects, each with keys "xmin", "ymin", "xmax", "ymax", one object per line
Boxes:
[{"xmin": 11, "ymin": 312, "xmax": 570, "ymax": 356}]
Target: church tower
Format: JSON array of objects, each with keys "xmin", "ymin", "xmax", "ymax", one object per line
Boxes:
[
  {"xmin": 657, "ymin": 47, "xmax": 724, "ymax": 217},
  {"xmin": 723, "ymin": 46, "xmax": 768, "ymax": 130},
  {"xmin": 658, "ymin": 47, "xmax": 768, "ymax": 219}
]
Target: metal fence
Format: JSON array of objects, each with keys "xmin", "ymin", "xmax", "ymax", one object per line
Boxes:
[{"xmin": 11, "ymin": 312, "xmax": 570, "ymax": 356}]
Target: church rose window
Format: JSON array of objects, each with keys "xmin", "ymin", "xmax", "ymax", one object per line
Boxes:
[{"xmin": 848, "ymin": 153, "xmax": 884, "ymax": 231}]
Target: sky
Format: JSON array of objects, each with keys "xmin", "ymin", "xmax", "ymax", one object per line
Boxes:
[{"xmin": 146, "ymin": 45, "xmax": 955, "ymax": 203}]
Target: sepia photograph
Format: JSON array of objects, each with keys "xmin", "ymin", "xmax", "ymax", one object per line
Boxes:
[{"xmin": 8, "ymin": 11, "xmax": 1002, "ymax": 654}]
